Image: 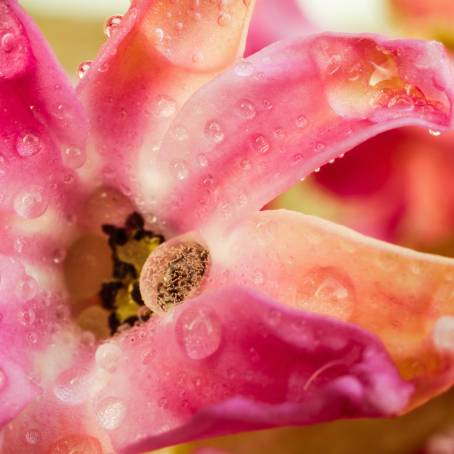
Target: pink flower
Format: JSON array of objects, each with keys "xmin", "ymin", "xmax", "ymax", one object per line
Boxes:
[{"xmin": 2, "ymin": 1, "xmax": 454, "ymax": 453}]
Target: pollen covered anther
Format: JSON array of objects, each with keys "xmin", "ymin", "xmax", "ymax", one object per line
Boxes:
[{"xmin": 140, "ymin": 240, "xmax": 210, "ymax": 313}]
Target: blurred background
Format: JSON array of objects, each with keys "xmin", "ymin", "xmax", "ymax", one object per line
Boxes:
[{"xmin": 19, "ymin": 0, "xmax": 454, "ymax": 453}]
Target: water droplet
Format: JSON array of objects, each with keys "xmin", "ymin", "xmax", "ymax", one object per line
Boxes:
[
  {"xmin": 14, "ymin": 189, "xmax": 48, "ymax": 219},
  {"xmin": 218, "ymin": 11, "xmax": 232, "ymax": 26},
  {"xmin": 236, "ymin": 99, "xmax": 256, "ymax": 120},
  {"xmin": 49, "ymin": 435, "xmax": 102, "ymax": 454},
  {"xmin": 152, "ymin": 27, "xmax": 165, "ymax": 43},
  {"xmin": 96, "ymin": 397, "xmax": 126, "ymax": 430},
  {"xmin": 292, "ymin": 153, "xmax": 303, "ymax": 164},
  {"xmin": 16, "ymin": 133, "xmax": 42, "ymax": 157},
  {"xmin": 192, "ymin": 51, "xmax": 204, "ymax": 63},
  {"xmin": 429, "ymin": 129, "xmax": 441, "ymax": 137},
  {"xmin": 53, "ymin": 368, "xmax": 91, "ymax": 405},
  {"xmin": 25, "ymin": 429, "xmax": 41, "ymax": 445},
  {"xmin": 1, "ymin": 32, "xmax": 16, "ymax": 53},
  {"xmin": 172, "ymin": 161, "xmax": 189, "ymax": 180},
  {"xmin": 262, "ymin": 99, "xmax": 273, "ymax": 110},
  {"xmin": 18, "ymin": 277, "xmax": 39, "ymax": 301},
  {"xmin": 176, "ymin": 305, "xmax": 222, "ymax": 360},
  {"xmin": 174, "ymin": 125, "xmax": 189, "ymax": 141},
  {"xmin": 204, "ymin": 120, "xmax": 224, "ymax": 143},
  {"xmin": 104, "ymin": 15, "xmax": 122, "ymax": 38},
  {"xmin": 197, "ymin": 153, "xmax": 208, "ymax": 167},
  {"xmin": 62, "ymin": 146, "xmax": 86, "ymax": 169},
  {"xmin": 95, "ymin": 343, "xmax": 122, "ymax": 372},
  {"xmin": 154, "ymin": 95, "xmax": 177, "ymax": 118},
  {"xmin": 240, "ymin": 159, "xmax": 251, "ymax": 170},
  {"xmin": 433, "ymin": 316, "xmax": 454, "ymax": 352},
  {"xmin": 17, "ymin": 307, "xmax": 36, "ymax": 326},
  {"xmin": 295, "ymin": 115, "xmax": 308, "ymax": 129},
  {"xmin": 251, "ymin": 134, "xmax": 270, "ymax": 154},
  {"xmin": 78, "ymin": 61, "xmax": 92, "ymax": 79},
  {"xmin": 254, "ymin": 271, "xmax": 264, "ymax": 285},
  {"xmin": 234, "ymin": 59, "xmax": 254, "ymax": 77}
]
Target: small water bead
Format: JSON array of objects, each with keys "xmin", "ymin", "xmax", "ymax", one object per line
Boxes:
[
  {"xmin": 174, "ymin": 125, "xmax": 189, "ymax": 141},
  {"xmin": 234, "ymin": 59, "xmax": 254, "ymax": 77},
  {"xmin": 251, "ymin": 134, "xmax": 270, "ymax": 154},
  {"xmin": 292, "ymin": 153, "xmax": 303, "ymax": 164},
  {"xmin": 16, "ymin": 133, "xmax": 42, "ymax": 157},
  {"xmin": 176, "ymin": 305, "xmax": 222, "ymax": 360},
  {"xmin": 240, "ymin": 159, "xmax": 251, "ymax": 170},
  {"xmin": 218, "ymin": 11, "xmax": 232, "ymax": 26},
  {"xmin": 152, "ymin": 27, "xmax": 165, "ymax": 43},
  {"xmin": 104, "ymin": 15, "xmax": 122, "ymax": 38},
  {"xmin": 429, "ymin": 129, "xmax": 441, "ymax": 137},
  {"xmin": 25, "ymin": 429, "xmax": 41, "ymax": 445},
  {"xmin": 204, "ymin": 120, "xmax": 225, "ymax": 143},
  {"xmin": 17, "ymin": 308, "xmax": 36, "ymax": 326},
  {"xmin": 1, "ymin": 32, "xmax": 16, "ymax": 53},
  {"xmin": 433, "ymin": 316, "xmax": 454, "ymax": 352},
  {"xmin": 197, "ymin": 153, "xmax": 208, "ymax": 167},
  {"xmin": 16, "ymin": 275, "xmax": 38, "ymax": 301},
  {"xmin": 95, "ymin": 342, "xmax": 122, "ymax": 372},
  {"xmin": 62, "ymin": 146, "xmax": 86, "ymax": 169},
  {"xmin": 295, "ymin": 115, "xmax": 308, "ymax": 129},
  {"xmin": 236, "ymin": 99, "xmax": 256, "ymax": 120},
  {"xmin": 262, "ymin": 99, "xmax": 273, "ymax": 110},
  {"xmin": 96, "ymin": 397, "xmax": 126, "ymax": 430},
  {"xmin": 172, "ymin": 161, "xmax": 189, "ymax": 180},
  {"xmin": 53, "ymin": 367, "xmax": 91, "ymax": 405},
  {"xmin": 154, "ymin": 95, "xmax": 177, "ymax": 118},
  {"xmin": 14, "ymin": 189, "xmax": 48, "ymax": 219},
  {"xmin": 78, "ymin": 61, "xmax": 92, "ymax": 79}
]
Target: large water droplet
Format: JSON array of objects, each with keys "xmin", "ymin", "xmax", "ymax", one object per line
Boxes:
[
  {"xmin": 204, "ymin": 120, "xmax": 225, "ymax": 143},
  {"xmin": 96, "ymin": 397, "xmax": 126, "ymax": 430},
  {"xmin": 16, "ymin": 133, "xmax": 42, "ymax": 157},
  {"xmin": 295, "ymin": 115, "xmax": 308, "ymax": 129},
  {"xmin": 251, "ymin": 134, "xmax": 270, "ymax": 154},
  {"xmin": 176, "ymin": 305, "xmax": 222, "ymax": 360},
  {"xmin": 14, "ymin": 189, "xmax": 48, "ymax": 219},
  {"xmin": 104, "ymin": 15, "xmax": 122, "ymax": 38}
]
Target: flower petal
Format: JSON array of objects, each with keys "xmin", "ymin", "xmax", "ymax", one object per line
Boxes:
[
  {"xmin": 199, "ymin": 209, "xmax": 454, "ymax": 408},
  {"xmin": 0, "ymin": 0, "xmax": 88, "ymax": 258},
  {"xmin": 112, "ymin": 286, "xmax": 410, "ymax": 452},
  {"xmin": 78, "ymin": 0, "xmax": 255, "ymax": 209},
  {"xmin": 245, "ymin": 0, "xmax": 313, "ymax": 56},
  {"xmin": 147, "ymin": 33, "xmax": 454, "ymax": 235}
]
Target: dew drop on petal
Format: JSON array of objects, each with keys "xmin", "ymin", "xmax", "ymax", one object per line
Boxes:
[
  {"xmin": 14, "ymin": 189, "xmax": 48, "ymax": 219},
  {"xmin": 251, "ymin": 134, "xmax": 270, "ymax": 154},
  {"xmin": 49, "ymin": 435, "xmax": 102, "ymax": 454},
  {"xmin": 53, "ymin": 368, "xmax": 91, "ymax": 405},
  {"xmin": 25, "ymin": 429, "xmax": 41, "ymax": 445},
  {"xmin": 104, "ymin": 15, "xmax": 122, "ymax": 38},
  {"xmin": 429, "ymin": 129, "xmax": 441, "ymax": 137},
  {"xmin": 17, "ymin": 307, "xmax": 36, "ymax": 326},
  {"xmin": 62, "ymin": 146, "xmax": 86, "ymax": 169},
  {"xmin": 78, "ymin": 61, "xmax": 92, "ymax": 79},
  {"xmin": 217, "ymin": 11, "xmax": 232, "ymax": 26},
  {"xmin": 95, "ymin": 342, "xmax": 122, "ymax": 372},
  {"xmin": 16, "ymin": 133, "xmax": 42, "ymax": 157},
  {"xmin": 176, "ymin": 306, "xmax": 222, "ymax": 360},
  {"xmin": 240, "ymin": 159, "xmax": 251, "ymax": 170},
  {"xmin": 174, "ymin": 125, "xmax": 189, "ymax": 141},
  {"xmin": 154, "ymin": 95, "xmax": 177, "ymax": 118},
  {"xmin": 172, "ymin": 161, "xmax": 189, "ymax": 181},
  {"xmin": 204, "ymin": 120, "xmax": 224, "ymax": 143},
  {"xmin": 152, "ymin": 27, "xmax": 165, "ymax": 43},
  {"xmin": 1, "ymin": 32, "xmax": 17, "ymax": 53},
  {"xmin": 95, "ymin": 397, "xmax": 126, "ymax": 430},
  {"xmin": 236, "ymin": 99, "xmax": 256, "ymax": 120},
  {"xmin": 295, "ymin": 115, "xmax": 308, "ymax": 129},
  {"xmin": 234, "ymin": 59, "xmax": 254, "ymax": 77}
]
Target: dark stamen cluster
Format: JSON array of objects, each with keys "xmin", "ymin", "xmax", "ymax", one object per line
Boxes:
[{"xmin": 100, "ymin": 212, "xmax": 164, "ymax": 334}]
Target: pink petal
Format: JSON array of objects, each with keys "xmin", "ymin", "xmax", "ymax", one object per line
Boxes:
[
  {"xmin": 147, "ymin": 33, "xmax": 454, "ymax": 235},
  {"xmin": 245, "ymin": 0, "xmax": 313, "ymax": 56},
  {"xmin": 112, "ymin": 287, "xmax": 411, "ymax": 452},
  {"xmin": 0, "ymin": 0, "xmax": 87, "ymax": 257},
  {"xmin": 78, "ymin": 0, "xmax": 255, "ymax": 210},
  {"xmin": 198, "ymin": 209, "xmax": 454, "ymax": 408}
]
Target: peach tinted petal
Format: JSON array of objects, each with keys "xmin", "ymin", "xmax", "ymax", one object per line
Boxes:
[
  {"xmin": 245, "ymin": 0, "xmax": 313, "ymax": 56},
  {"xmin": 106, "ymin": 287, "xmax": 411, "ymax": 452},
  {"xmin": 78, "ymin": 0, "xmax": 255, "ymax": 211},
  {"xmin": 199, "ymin": 209, "xmax": 454, "ymax": 408},
  {"xmin": 148, "ymin": 33, "xmax": 454, "ymax": 235}
]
